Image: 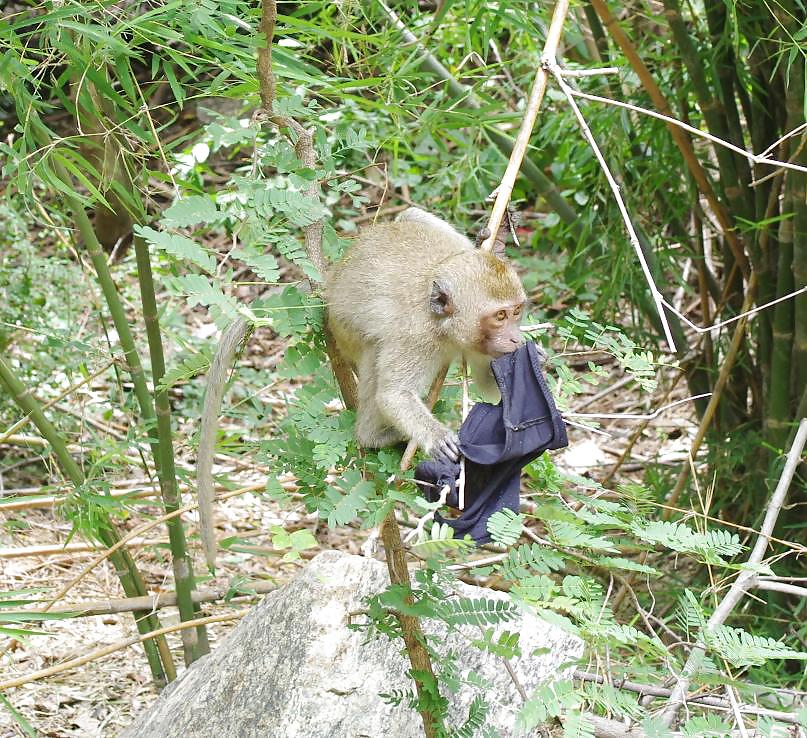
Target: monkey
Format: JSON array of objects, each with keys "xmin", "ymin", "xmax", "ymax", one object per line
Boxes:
[
  {"xmin": 325, "ymin": 207, "xmax": 526, "ymax": 463},
  {"xmin": 195, "ymin": 207, "xmax": 523, "ymax": 568}
]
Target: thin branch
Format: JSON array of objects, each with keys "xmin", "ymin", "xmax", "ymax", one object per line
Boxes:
[
  {"xmin": 660, "ymin": 418, "xmax": 807, "ymax": 727},
  {"xmin": 573, "ymin": 670, "xmax": 801, "ymax": 724},
  {"xmin": 0, "ymin": 360, "xmax": 114, "ymax": 443},
  {"xmin": 480, "ymin": 0, "xmax": 571, "ymax": 252},
  {"xmin": 547, "ymin": 62, "xmax": 677, "ymax": 351},
  {"xmin": 560, "ymin": 66, "xmax": 620, "ymax": 77},
  {"xmin": 566, "ymin": 87, "xmax": 807, "ymax": 176},
  {"xmin": 665, "ymin": 279, "xmax": 757, "ymax": 514},
  {"xmin": 0, "ymin": 613, "xmax": 243, "ymax": 692},
  {"xmin": 754, "ymin": 581, "xmax": 807, "ymax": 597},
  {"xmin": 661, "ymin": 286, "xmax": 807, "ymax": 334},
  {"xmin": 565, "ymin": 393, "xmax": 711, "ymax": 420},
  {"xmin": 28, "ymin": 581, "xmax": 279, "ymax": 617}
]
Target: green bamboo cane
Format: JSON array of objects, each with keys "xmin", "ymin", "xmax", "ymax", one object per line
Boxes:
[
  {"xmin": 767, "ymin": 195, "xmax": 796, "ymax": 449},
  {"xmin": 52, "ymin": 160, "xmax": 204, "ymax": 665},
  {"xmin": 786, "ymin": 62, "xmax": 807, "ymax": 410},
  {"xmin": 661, "ymin": 0, "xmax": 753, "ymax": 220},
  {"xmin": 0, "ymin": 355, "xmax": 173, "ymax": 684},
  {"xmin": 133, "ymin": 236, "xmax": 210, "ymax": 661}
]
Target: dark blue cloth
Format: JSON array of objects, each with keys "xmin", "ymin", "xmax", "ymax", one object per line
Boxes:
[{"xmin": 415, "ymin": 341, "xmax": 567, "ymax": 544}]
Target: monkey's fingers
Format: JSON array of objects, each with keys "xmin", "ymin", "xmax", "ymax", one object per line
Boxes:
[
  {"xmin": 474, "ymin": 227, "xmax": 491, "ymax": 248},
  {"xmin": 435, "ymin": 432, "xmax": 461, "ymax": 463}
]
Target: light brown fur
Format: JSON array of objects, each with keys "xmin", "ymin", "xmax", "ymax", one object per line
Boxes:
[{"xmin": 325, "ymin": 208, "xmax": 526, "ymax": 457}]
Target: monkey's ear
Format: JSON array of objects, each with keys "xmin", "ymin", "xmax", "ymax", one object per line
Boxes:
[{"xmin": 430, "ymin": 280, "xmax": 455, "ymax": 316}]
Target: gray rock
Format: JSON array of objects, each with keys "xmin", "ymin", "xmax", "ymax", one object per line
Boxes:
[{"xmin": 121, "ymin": 550, "xmax": 582, "ymax": 738}]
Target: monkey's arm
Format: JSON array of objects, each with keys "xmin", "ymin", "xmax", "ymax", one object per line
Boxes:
[{"xmin": 374, "ymin": 348, "xmax": 460, "ymax": 462}]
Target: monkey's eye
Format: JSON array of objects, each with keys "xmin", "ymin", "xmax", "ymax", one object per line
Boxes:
[
  {"xmin": 495, "ymin": 310, "xmax": 507, "ymax": 321},
  {"xmin": 513, "ymin": 305, "xmax": 522, "ymax": 317}
]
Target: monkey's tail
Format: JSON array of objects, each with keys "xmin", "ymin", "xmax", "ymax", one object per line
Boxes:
[{"xmin": 196, "ymin": 317, "xmax": 252, "ymax": 570}]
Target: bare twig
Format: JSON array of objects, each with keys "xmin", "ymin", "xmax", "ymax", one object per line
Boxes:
[
  {"xmin": 0, "ymin": 613, "xmax": 244, "ymax": 692},
  {"xmin": 662, "ymin": 286, "xmax": 807, "ymax": 334},
  {"xmin": 665, "ymin": 278, "xmax": 757, "ymax": 514},
  {"xmin": 565, "ymin": 393, "xmax": 711, "ymax": 421},
  {"xmin": 565, "ymin": 87, "xmax": 807, "ymax": 177},
  {"xmin": 0, "ymin": 360, "xmax": 115, "ymax": 443},
  {"xmin": 573, "ymin": 670, "xmax": 800, "ymax": 724},
  {"xmin": 480, "ymin": 0, "xmax": 571, "ymax": 252},
  {"xmin": 30, "ymin": 581, "xmax": 279, "ymax": 617},
  {"xmin": 660, "ymin": 418, "xmax": 807, "ymax": 727},
  {"xmin": 548, "ymin": 61, "xmax": 677, "ymax": 351}
]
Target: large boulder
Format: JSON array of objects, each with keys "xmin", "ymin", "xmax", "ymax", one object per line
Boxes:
[{"xmin": 121, "ymin": 550, "xmax": 582, "ymax": 738}]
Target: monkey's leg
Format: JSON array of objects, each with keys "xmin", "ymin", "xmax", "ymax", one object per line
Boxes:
[{"xmin": 355, "ymin": 351, "xmax": 405, "ymax": 448}]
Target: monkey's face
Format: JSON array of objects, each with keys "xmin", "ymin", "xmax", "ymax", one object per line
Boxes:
[{"xmin": 477, "ymin": 302, "xmax": 525, "ymax": 357}]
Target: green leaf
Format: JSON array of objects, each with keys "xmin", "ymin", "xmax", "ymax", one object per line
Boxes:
[
  {"xmin": 436, "ymin": 597, "xmax": 520, "ymax": 627},
  {"xmin": 136, "ymin": 226, "xmax": 215, "ymax": 273},
  {"xmin": 232, "ymin": 245, "xmax": 281, "ymax": 284},
  {"xmin": 157, "ymin": 349, "xmax": 212, "ymax": 391},
  {"xmin": 171, "ymin": 274, "xmax": 242, "ymax": 326},
  {"xmin": 486, "ymin": 508, "xmax": 523, "ymax": 546},
  {"xmin": 160, "ymin": 195, "xmax": 219, "ymax": 227}
]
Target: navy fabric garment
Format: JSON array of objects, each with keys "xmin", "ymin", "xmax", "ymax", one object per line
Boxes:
[{"xmin": 415, "ymin": 341, "xmax": 567, "ymax": 544}]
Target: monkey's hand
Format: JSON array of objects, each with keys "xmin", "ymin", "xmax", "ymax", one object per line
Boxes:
[{"xmin": 432, "ymin": 428, "xmax": 461, "ymax": 463}]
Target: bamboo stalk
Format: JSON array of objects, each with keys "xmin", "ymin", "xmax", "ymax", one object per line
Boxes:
[
  {"xmin": 661, "ymin": 0, "xmax": 753, "ymax": 221},
  {"xmin": 134, "ymin": 236, "xmax": 208, "ymax": 662},
  {"xmin": 588, "ymin": 0, "xmax": 749, "ymax": 276},
  {"xmin": 49, "ymin": 151, "xmax": 204, "ymax": 665},
  {"xmin": 767, "ymin": 188, "xmax": 795, "ymax": 447},
  {"xmin": 665, "ymin": 276, "xmax": 757, "ymax": 514},
  {"xmin": 0, "ymin": 355, "xmax": 174, "ymax": 684}
]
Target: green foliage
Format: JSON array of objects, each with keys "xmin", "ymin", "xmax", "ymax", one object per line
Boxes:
[
  {"xmin": 436, "ymin": 597, "xmax": 521, "ymax": 628},
  {"xmin": 517, "ymin": 679, "xmax": 580, "ymax": 731},
  {"xmin": 562, "ymin": 711, "xmax": 596, "ymax": 738},
  {"xmin": 631, "ymin": 521, "xmax": 744, "ymax": 563},
  {"xmin": 2, "ymin": 0, "xmax": 805, "ymax": 732},
  {"xmin": 471, "ymin": 629, "xmax": 522, "ymax": 660},
  {"xmin": 679, "ymin": 715, "xmax": 732, "ymax": 737},
  {"xmin": 707, "ymin": 625, "xmax": 807, "ymax": 668},
  {"xmin": 485, "ymin": 508, "xmax": 523, "ymax": 546},
  {"xmin": 157, "ymin": 348, "xmax": 213, "ymax": 392},
  {"xmin": 268, "ymin": 525, "xmax": 318, "ymax": 562},
  {"xmin": 136, "ymin": 226, "xmax": 216, "ymax": 274}
]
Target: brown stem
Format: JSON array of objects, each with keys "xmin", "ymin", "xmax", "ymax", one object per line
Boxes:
[
  {"xmin": 589, "ymin": 0, "xmax": 749, "ymax": 277},
  {"xmin": 257, "ymin": 2, "xmax": 441, "ymax": 734},
  {"xmin": 665, "ymin": 275, "xmax": 758, "ymax": 514},
  {"xmin": 400, "ymin": 364, "xmax": 450, "ymax": 471}
]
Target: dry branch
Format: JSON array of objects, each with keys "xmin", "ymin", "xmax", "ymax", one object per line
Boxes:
[
  {"xmin": 479, "ymin": 0, "xmax": 570, "ymax": 252},
  {"xmin": 0, "ymin": 613, "xmax": 244, "ymax": 692},
  {"xmin": 660, "ymin": 418, "xmax": 807, "ymax": 727}
]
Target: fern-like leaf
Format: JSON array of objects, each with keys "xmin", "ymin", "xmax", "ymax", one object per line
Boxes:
[
  {"xmin": 160, "ymin": 195, "xmax": 219, "ymax": 227},
  {"xmin": 136, "ymin": 225, "xmax": 215, "ymax": 273},
  {"xmin": 486, "ymin": 508, "xmax": 523, "ymax": 546},
  {"xmin": 436, "ymin": 597, "xmax": 520, "ymax": 627}
]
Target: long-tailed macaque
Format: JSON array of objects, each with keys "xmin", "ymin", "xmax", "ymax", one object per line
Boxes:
[{"xmin": 325, "ymin": 208, "xmax": 526, "ymax": 462}]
